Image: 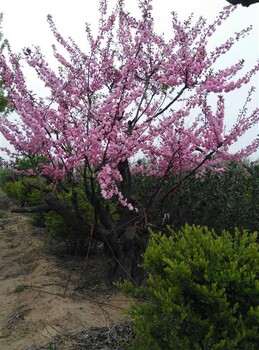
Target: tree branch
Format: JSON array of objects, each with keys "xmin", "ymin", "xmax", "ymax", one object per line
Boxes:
[
  {"xmin": 146, "ymin": 85, "xmax": 188, "ymax": 123},
  {"xmin": 161, "ymin": 149, "xmax": 217, "ymax": 210},
  {"xmin": 118, "ymin": 159, "xmax": 132, "ymax": 200},
  {"xmin": 12, "ymin": 204, "xmax": 51, "ymax": 213}
]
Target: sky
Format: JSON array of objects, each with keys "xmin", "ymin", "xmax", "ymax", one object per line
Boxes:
[{"xmin": 0, "ymin": 0, "xmax": 258, "ymax": 160}]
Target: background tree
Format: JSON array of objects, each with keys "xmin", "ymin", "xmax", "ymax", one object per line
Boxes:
[
  {"xmin": 0, "ymin": 0, "xmax": 258, "ymax": 281},
  {"xmin": 226, "ymin": 0, "xmax": 259, "ymax": 7}
]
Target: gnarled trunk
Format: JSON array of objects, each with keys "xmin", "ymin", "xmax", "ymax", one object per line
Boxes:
[{"xmin": 102, "ymin": 224, "xmax": 149, "ymax": 284}]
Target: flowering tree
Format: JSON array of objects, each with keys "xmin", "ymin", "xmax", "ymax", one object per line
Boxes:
[{"xmin": 0, "ymin": 0, "xmax": 258, "ymax": 281}]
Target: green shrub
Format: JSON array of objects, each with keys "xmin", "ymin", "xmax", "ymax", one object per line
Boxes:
[
  {"xmin": 44, "ymin": 211, "xmax": 86, "ymax": 254},
  {"xmin": 119, "ymin": 225, "xmax": 259, "ymax": 350},
  {"xmin": 167, "ymin": 162, "xmax": 259, "ymax": 233},
  {"xmin": 44, "ymin": 211, "xmax": 73, "ymax": 243},
  {"xmin": 2, "ymin": 178, "xmax": 44, "ymax": 207},
  {"xmin": 13, "ymin": 283, "xmax": 28, "ymax": 293},
  {"xmin": 0, "ymin": 167, "xmax": 14, "ymax": 184},
  {"xmin": 2, "ymin": 181, "xmax": 25, "ymax": 203}
]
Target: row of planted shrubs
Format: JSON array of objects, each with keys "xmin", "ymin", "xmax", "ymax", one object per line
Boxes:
[
  {"xmin": 119, "ymin": 224, "xmax": 259, "ymax": 350},
  {"xmin": 133, "ymin": 160, "xmax": 259, "ymax": 234},
  {"xmin": 168, "ymin": 162, "xmax": 259, "ymax": 234}
]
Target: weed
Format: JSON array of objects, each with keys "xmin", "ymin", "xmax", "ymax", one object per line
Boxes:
[
  {"xmin": 0, "ymin": 210, "xmax": 7, "ymax": 219},
  {"xmin": 14, "ymin": 283, "xmax": 28, "ymax": 293}
]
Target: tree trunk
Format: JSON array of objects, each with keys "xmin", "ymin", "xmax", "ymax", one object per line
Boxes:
[{"xmin": 104, "ymin": 225, "xmax": 149, "ymax": 284}]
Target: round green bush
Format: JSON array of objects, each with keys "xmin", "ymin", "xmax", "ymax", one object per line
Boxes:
[{"xmin": 120, "ymin": 225, "xmax": 259, "ymax": 350}]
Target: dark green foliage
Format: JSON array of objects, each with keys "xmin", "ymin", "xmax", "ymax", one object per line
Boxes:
[
  {"xmin": 15, "ymin": 155, "xmax": 49, "ymax": 171},
  {"xmin": 43, "ymin": 211, "xmax": 76, "ymax": 252},
  {"xmin": 132, "ymin": 161, "xmax": 259, "ymax": 233},
  {"xmin": 0, "ymin": 167, "xmax": 14, "ymax": 184},
  {"xmin": 166, "ymin": 161, "xmax": 259, "ymax": 233},
  {"xmin": 119, "ymin": 225, "xmax": 259, "ymax": 350}
]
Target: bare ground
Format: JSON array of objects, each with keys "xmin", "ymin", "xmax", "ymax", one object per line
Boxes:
[{"xmin": 0, "ymin": 208, "xmax": 133, "ymax": 350}]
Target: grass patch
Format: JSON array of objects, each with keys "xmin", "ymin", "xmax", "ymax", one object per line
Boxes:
[{"xmin": 14, "ymin": 283, "xmax": 28, "ymax": 293}]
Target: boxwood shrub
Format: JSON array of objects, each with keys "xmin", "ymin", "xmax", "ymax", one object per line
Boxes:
[{"xmin": 120, "ymin": 225, "xmax": 259, "ymax": 350}]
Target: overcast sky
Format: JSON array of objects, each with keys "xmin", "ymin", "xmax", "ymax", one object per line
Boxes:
[{"xmin": 0, "ymin": 0, "xmax": 258, "ymax": 160}]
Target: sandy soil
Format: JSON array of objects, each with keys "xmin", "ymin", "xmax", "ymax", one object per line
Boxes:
[{"xmin": 0, "ymin": 210, "xmax": 132, "ymax": 350}]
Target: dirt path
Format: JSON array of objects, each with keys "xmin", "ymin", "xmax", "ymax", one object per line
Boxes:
[{"xmin": 0, "ymin": 210, "xmax": 131, "ymax": 350}]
